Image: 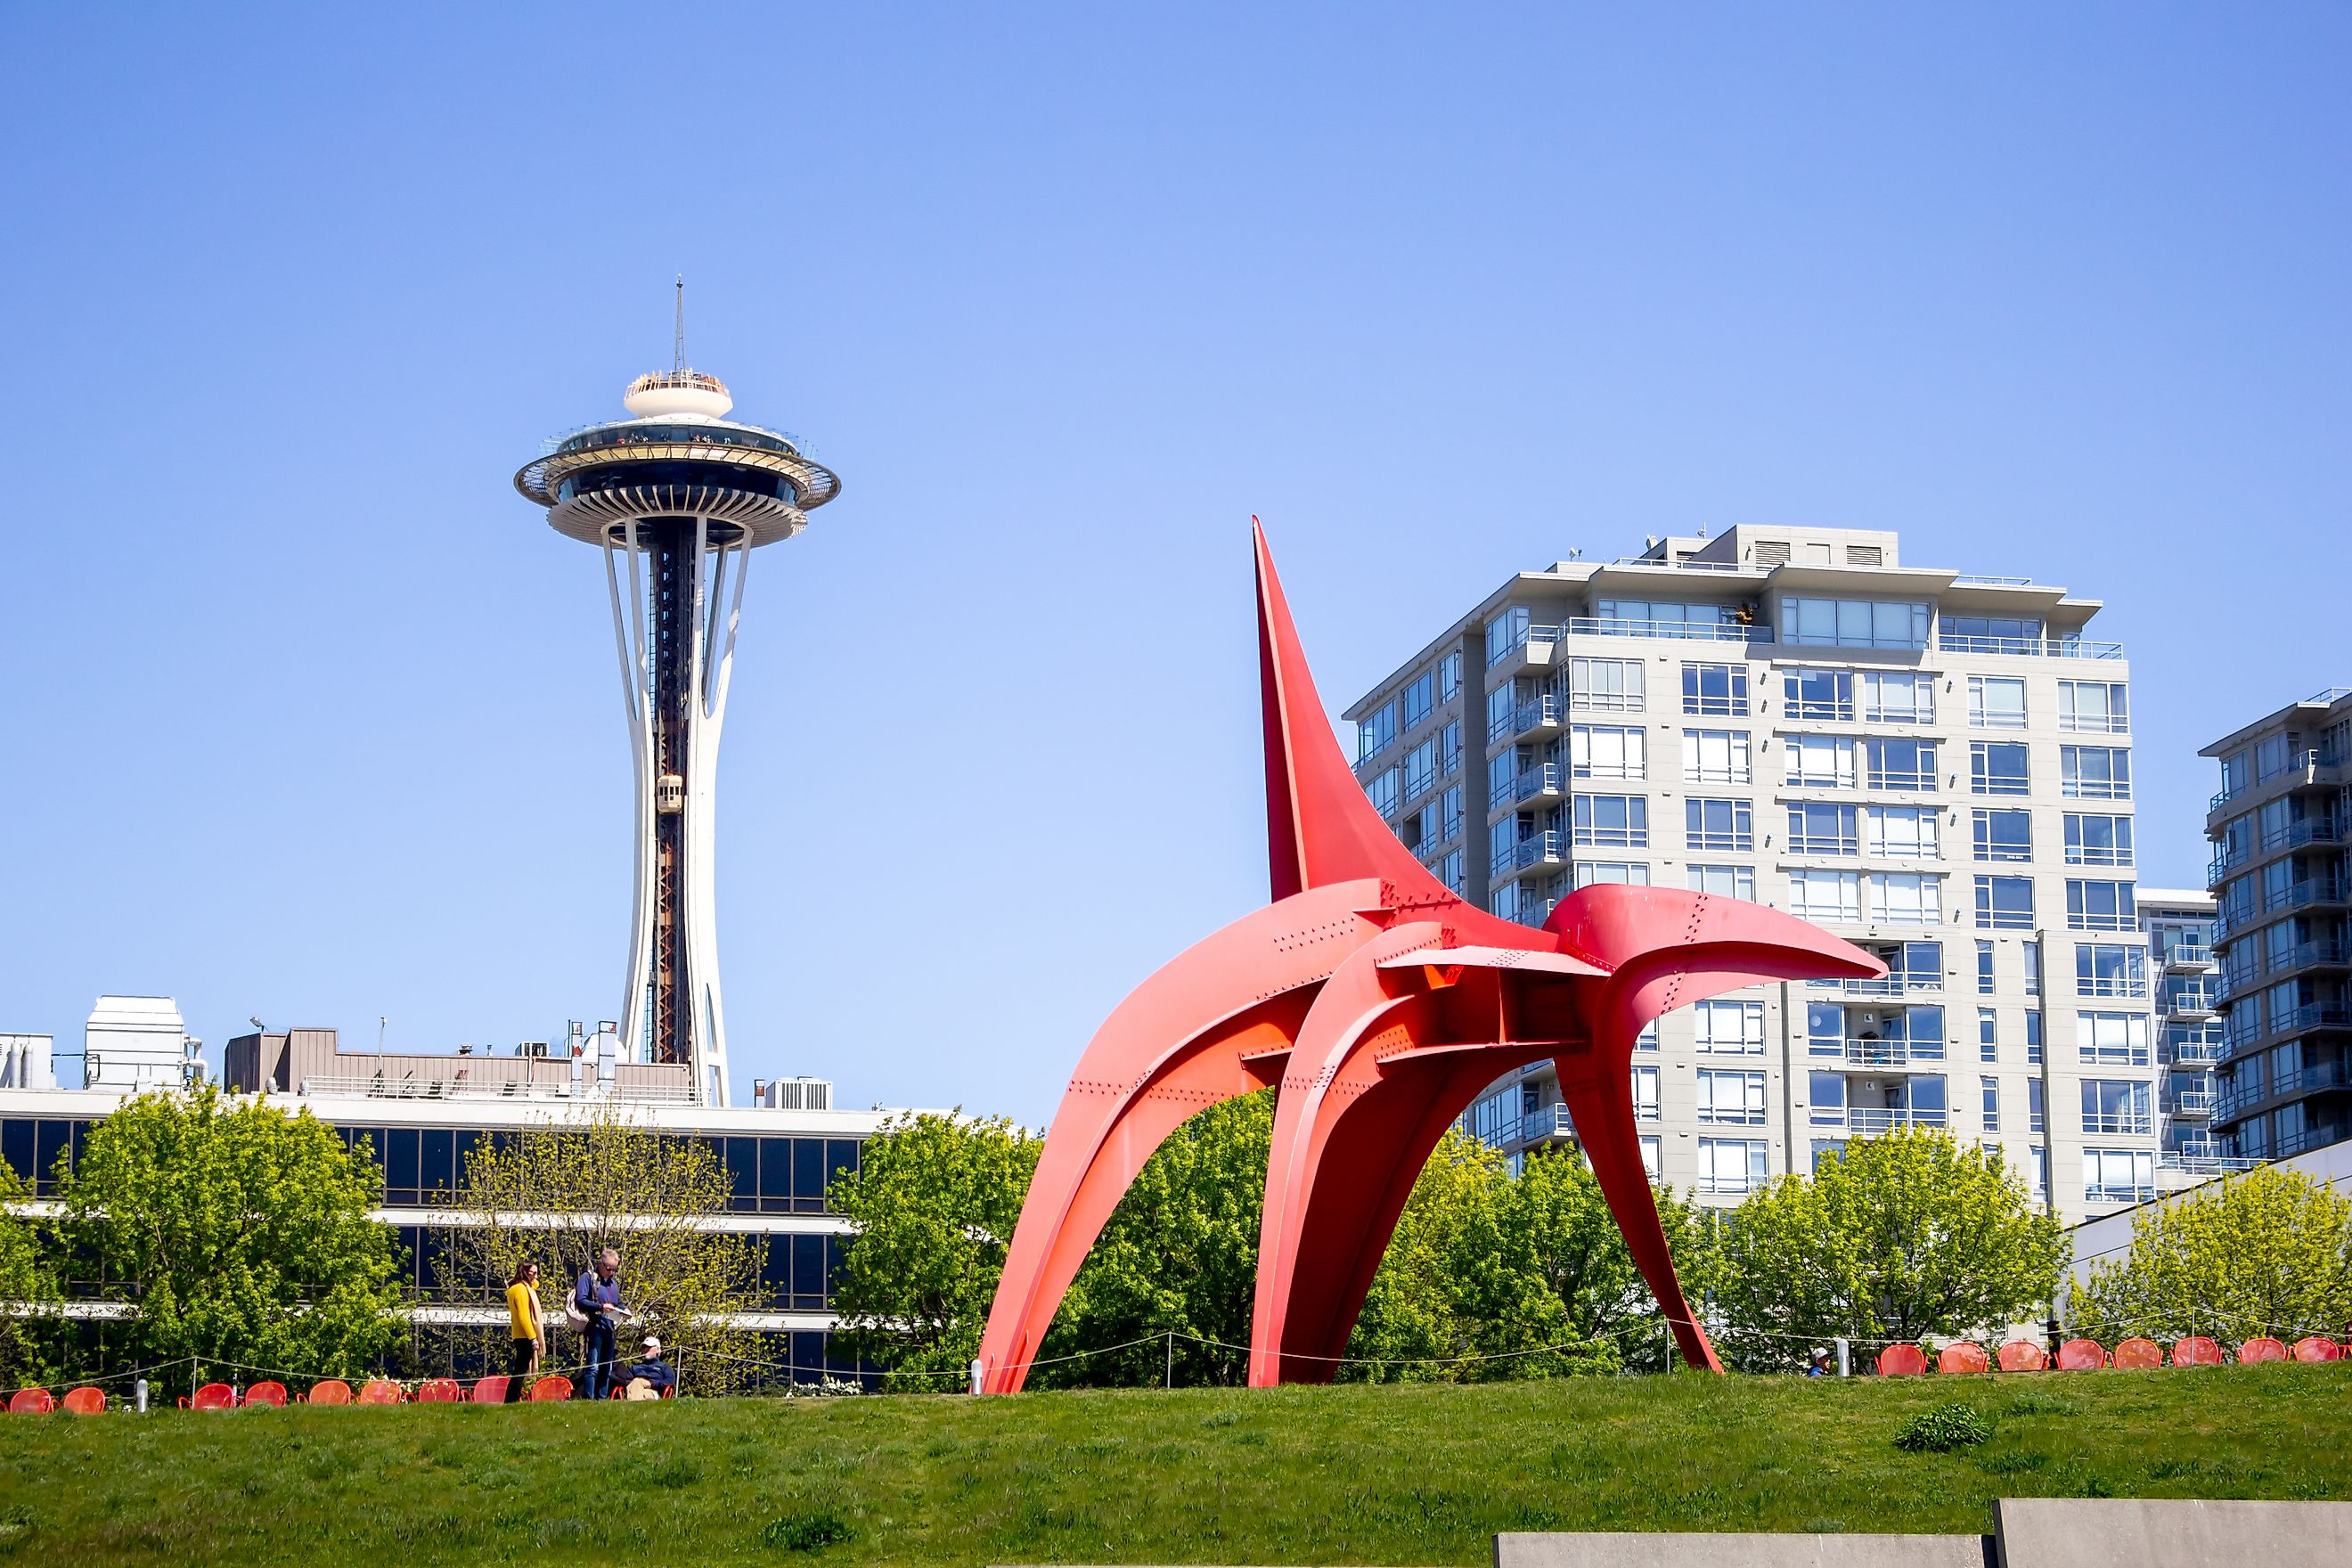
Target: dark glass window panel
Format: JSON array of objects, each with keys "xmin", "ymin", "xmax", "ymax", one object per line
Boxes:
[
  {"xmin": 385, "ymin": 1127, "xmax": 420, "ymax": 1199},
  {"xmin": 452, "ymin": 1129, "xmax": 481, "ymax": 1189},
  {"xmin": 759, "ymin": 1234, "xmax": 790, "ymax": 1303},
  {"xmin": 792, "ymin": 1232, "xmax": 825, "ymax": 1309},
  {"xmin": 726, "ymin": 1138, "xmax": 758, "ymax": 1212},
  {"xmin": 826, "ymin": 1139, "xmax": 860, "ymax": 1206},
  {"xmin": 1, "ymin": 1120, "xmax": 33, "ymax": 1188},
  {"xmin": 791, "ymin": 1329, "xmax": 824, "ymax": 1385},
  {"xmin": 421, "ymin": 1129, "xmax": 454, "ymax": 1195},
  {"xmin": 35, "ymin": 1123, "xmax": 69, "ymax": 1196},
  {"xmin": 794, "ymin": 1139, "xmax": 824, "ymax": 1211}
]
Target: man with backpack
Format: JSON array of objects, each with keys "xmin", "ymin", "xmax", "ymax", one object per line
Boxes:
[{"xmin": 573, "ymin": 1248, "xmax": 625, "ymax": 1401}]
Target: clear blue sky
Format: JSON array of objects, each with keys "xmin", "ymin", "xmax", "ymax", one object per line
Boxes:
[{"xmin": 2, "ymin": 5, "xmax": 2344, "ymax": 1123}]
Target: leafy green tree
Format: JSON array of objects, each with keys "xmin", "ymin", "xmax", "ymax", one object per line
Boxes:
[
  {"xmin": 0, "ymin": 1160, "xmax": 60, "ymax": 1383},
  {"xmin": 1711, "ymin": 1126, "xmax": 2065, "ymax": 1368},
  {"xmin": 828, "ymin": 1112, "xmax": 1040, "ymax": 1382},
  {"xmin": 443, "ymin": 1104, "xmax": 764, "ymax": 1393},
  {"xmin": 2075, "ymin": 1164, "xmax": 2352, "ymax": 1343},
  {"xmin": 58, "ymin": 1087, "xmax": 401, "ymax": 1382},
  {"xmin": 1343, "ymin": 1131, "xmax": 1507, "ymax": 1379}
]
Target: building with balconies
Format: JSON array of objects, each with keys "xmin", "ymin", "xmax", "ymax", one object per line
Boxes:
[
  {"xmin": 2202, "ymin": 688, "xmax": 2352, "ymax": 1163},
  {"xmin": 2136, "ymin": 887, "xmax": 2225, "ymax": 1176},
  {"xmin": 1344, "ymin": 526, "xmax": 2157, "ymax": 1222}
]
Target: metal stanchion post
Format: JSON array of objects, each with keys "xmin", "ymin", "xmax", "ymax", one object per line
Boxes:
[
  {"xmin": 135, "ymin": 1377, "xmax": 148, "ymax": 1413},
  {"xmin": 969, "ymin": 1357, "xmax": 984, "ymax": 1396},
  {"xmin": 1165, "ymin": 1331, "xmax": 1174, "ymax": 1390},
  {"xmin": 1834, "ymin": 1336, "xmax": 1850, "ymax": 1377}
]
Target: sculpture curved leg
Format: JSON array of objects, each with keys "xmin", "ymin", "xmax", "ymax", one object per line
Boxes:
[{"xmin": 976, "ymin": 878, "xmax": 1392, "ymax": 1392}]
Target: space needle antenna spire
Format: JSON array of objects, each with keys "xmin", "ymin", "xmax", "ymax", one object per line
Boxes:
[{"xmin": 672, "ymin": 275, "xmax": 687, "ymax": 374}]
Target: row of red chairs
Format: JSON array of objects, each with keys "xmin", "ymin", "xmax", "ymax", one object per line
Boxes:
[
  {"xmin": 1874, "ymin": 1335, "xmax": 2346, "ymax": 1375},
  {"xmin": 10, "ymin": 1375, "xmax": 581, "ymax": 1412}
]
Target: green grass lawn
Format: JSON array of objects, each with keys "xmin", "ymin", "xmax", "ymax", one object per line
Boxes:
[{"xmin": 0, "ymin": 1366, "xmax": 2346, "ymax": 1565}]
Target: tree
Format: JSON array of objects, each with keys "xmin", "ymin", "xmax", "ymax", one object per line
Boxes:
[
  {"xmin": 443, "ymin": 1103, "xmax": 763, "ymax": 1393},
  {"xmin": 828, "ymin": 1112, "xmax": 1039, "ymax": 1383},
  {"xmin": 1710, "ymin": 1126, "xmax": 2065, "ymax": 1368},
  {"xmin": 1343, "ymin": 1131, "xmax": 1507, "ymax": 1379},
  {"xmin": 2075, "ymin": 1164, "xmax": 2352, "ymax": 1343},
  {"xmin": 0, "ymin": 1159, "xmax": 60, "ymax": 1383},
  {"xmin": 58, "ymin": 1086, "xmax": 401, "ymax": 1382}
]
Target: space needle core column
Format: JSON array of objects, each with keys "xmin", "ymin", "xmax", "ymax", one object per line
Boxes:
[{"xmin": 515, "ymin": 362, "xmax": 840, "ymax": 1106}]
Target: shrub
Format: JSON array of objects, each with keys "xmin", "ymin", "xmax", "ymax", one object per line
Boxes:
[
  {"xmin": 1894, "ymin": 1401, "xmax": 1992, "ymax": 1452},
  {"xmin": 762, "ymin": 1511, "xmax": 853, "ymax": 1553}
]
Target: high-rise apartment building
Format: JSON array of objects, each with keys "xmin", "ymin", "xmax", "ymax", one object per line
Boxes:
[
  {"xmin": 1345, "ymin": 526, "xmax": 2157, "ymax": 1224},
  {"xmin": 2203, "ymin": 688, "xmax": 2351, "ymax": 1162},
  {"xmin": 2136, "ymin": 887, "xmax": 2223, "ymax": 1162}
]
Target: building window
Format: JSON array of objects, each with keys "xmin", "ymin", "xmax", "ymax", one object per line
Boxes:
[
  {"xmin": 1967, "ymin": 675, "xmax": 2028, "ymax": 730},
  {"xmin": 1640, "ymin": 1135, "xmax": 1662, "ymax": 1182},
  {"xmin": 1979, "ymin": 1007, "xmax": 1997, "ymax": 1061},
  {"xmin": 1868, "ymin": 872, "xmax": 1943, "ymax": 927},
  {"xmin": 1568, "ymin": 657, "xmax": 1645, "ymax": 713},
  {"xmin": 2078, "ymin": 1012, "xmax": 2152, "ymax": 1068},
  {"xmin": 1788, "ymin": 802, "xmax": 1859, "ymax": 856},
  {"xmin": 1572, "ymin": 794, "xmax": 1648, "ymax": 848},
  {"xmin": 1401, "ymin": 672, "xmax": 1434, "ymax": 731},
  {"xmin": 2066, "ymin": 879, "xmax": 2137, "ymax": 932},
  {"xmin": 1485, "ymin": 607, "xmax": 1531, "ymax": 666},
  {"xmin": 2075, "ymin": 944, "xmax": 2147, "ymax": 999},
  {"xmin": 1632, "ymin": 1066, "xmax": 1660, "ymax": 1121},
  {"xmin": 2058, "ymin": 681, "xmax": 2128, "ymax": 734},
  {"xmin": 1441, "ymin": 721, "xmax": 1463, "ymax": 778},
  {"xmin": 1861, "ymin": 671, "xmax": 1934, "ymax": 724},
  {"xmin": 1572, "ymin": 724, "xmax": 1646, "ymax": 780},
  {"xmin": 1942, "ymin": 615, "xmax": 2042, "ymax": 654},
  {"xmin": 1980, "ymin": 1075, "xmax": 2000, "ymax": 1132},
  {"xmin": 1974, "ymin": 875, "xmax": 2034, "ymax": 930},
  {"xmin": 1681, "ymin": 663, "xmax": 1750, "ymax": 716},
  {"xmin": 2023, "ymin": 944, "xmax": 2043, "ymax": 1000},
  {"xmin": 1686, "ymin": 863, "xmax": 1756, "ymax": 901},
  {"xmin": 1686, "ymin": 797, "xmax": 1753, "ymax": 853},
  {"xmin": 1698, "ymin": 1138, "xmax": 1769, "ymax": 1195},
  {"xmin": 2061, "ymin": 746, "xmax": 2132, "ymax": 800},
  {"xmin": 1599, "ymin": 599, "xmax": 1742, "ymax": 637},
  {"xmin": 1364, "ymin": 767, "xmax": 1401, "ymax": 819},
  {"xmin": 1437, "ymin": 650, "xmax": 1461, "ymax": 703},
  {"xmin": 1696, "ymin": 1068, "xmax": 1767, "ymax": 1125},
  {"xmin": 1682, "ymin": 729, "xmax": 1752, "ymax": 784},
  {"xmin": 1783, "ymin": 667, "xmax": 1853, "ymax": 721},
  {"xmin": 2025, "ymin": 1009, "xmax": 2043, "ymax": 1063},
  {"xmin": 1402, "ymin": 738, "xmax": 1439, "ymax": 804},
  {"xmin": 2084, "ymin": 1147, "xmax": 2154, "ymax": 1205},
  {"xmin": 1694, "ymin": 1000, "xmax": 1766, "ymax": 1055},
  {"xmin": 2028, "ymin": 1077, "xmax": 2045, "ymax": 1132},
  {"xmin": 1357, "ymin": 702, "xmax": 1398, "ymax": 761},
  {"xmin": 1788, "ymin": 869, "xmax": 1862, "ymax": 923},
  {"xmin": 1972, "ymin": 809, "xmax": 2031, "ymax": 863},
  {"xmin": 1779, "ymin": 598, "xmax": 1930, "ymax": 649},
  {"xmin": 1971, "ymin": 741, "xmax": 2029, "ymax": 796},
  {"xmin": 1437, "ymin": 850, "xmax": 1465, "ymax": 895},
  {"xmin": 2063, "ymin": 813, "xmax": 2133, "ymax": 867},
  {"xmin": 1977, "ymin": 940, "xmax": 1995, "ymax": 995},
  {"xmin": 1784, "ymin": 734, "xmax": 1858, "ymax": 789},
  {"xmin": 1866, "ymin": 805, "xmax": 1939, "ymax": 860},
  {"xmin": 1572, "ymin": 861, "xmax": 1650, "ymax": 888},
  {"xmin": 1866, "ymin": 739, "xmax": 1936, "ymax": 792}
]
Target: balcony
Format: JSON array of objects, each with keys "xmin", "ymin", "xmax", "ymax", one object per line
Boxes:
[
  {"xmin": 1511, "ymin": 1103, "xmax": 1576, "ymax": 1147},
  {"xmin": 1814, "ymin": 1107, "xmax": 1949, "ymax": 1134},
  {"xmin": 2210, "ymin": 751, "xmax": 2346, "ymax": 813},
  {"xmin": 2168, "ymin": 1038, "xmax": 2225, "ymax": 1066},
  {"xmin": 2214, "ymin": 1058, "xmax": 2352, "ymax": 1123},
  {"xmin": 2161, "ymin": 989, "xmax": 2217, "ymax": 1019},
  {"xmin": 2160, "ymin": 1144, "xmax": 2262, "ymax": 1176},
  {"xmin": 2165, "ymin": 1090, "xmax": 2215, "ymax": 1118},
  {"xmin": 1490, "ymin": 762, "xmax": 1564, "ymax": 811},
  {"xmin": 1937, "ymin": 633, "xmax": 2126, "ymax": 660},
  {"xmin": 1487, "ymin": 693, "xmax": 1563, "ymax": 744},
  {"xmin": 1807, "ymin": 973, "xmax": 1940, "ymax": 998},
  {"xmin": 1824, "ymin": 1039, "xmax": 1948, "ymax": 1068},
  {"xmin": 2163, "ymin": 944, "xmax": 2215, "ymax": 970},
  {"xmin": 1564, "ymin": 616, "xmax": 1773, "ymax": 644},
  {"xmin": 1490, "ymin": 830, "xmax": 1566, "ymax": 880}
]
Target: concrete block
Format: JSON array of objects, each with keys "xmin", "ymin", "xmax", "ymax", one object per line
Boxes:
[
  {"xmin": 1993, "ymin": 1499, "xmax": 2352, "ymax": 1568},
  {"xmin": 1494, "ymin": 1533, "xmax": 1989, "ymax": 1568}
]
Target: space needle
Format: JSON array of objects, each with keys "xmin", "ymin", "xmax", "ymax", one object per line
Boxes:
[{"xmin": 514, "ymin": 290, "xmax": 840, "ymax": 1106}]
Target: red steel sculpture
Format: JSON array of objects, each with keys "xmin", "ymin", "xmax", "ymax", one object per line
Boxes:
[{"xmin": 975, "ymin": 526, "xmax": 1885, "ymax": 1391}]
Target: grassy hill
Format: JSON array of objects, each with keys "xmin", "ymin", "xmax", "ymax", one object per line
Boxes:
[{"xmin": 1, "ymin": 1366, "xmax": 2347, "ymax": 1564}]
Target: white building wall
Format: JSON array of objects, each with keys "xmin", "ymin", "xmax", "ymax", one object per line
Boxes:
[{"xmin": 82, "ymin": 996, "xmax": 197, "ymax": 1093}]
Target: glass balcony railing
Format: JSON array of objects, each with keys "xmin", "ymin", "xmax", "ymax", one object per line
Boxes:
[
  {"xmin": 2166, "ymin": 1090, "xmax": 2215, "ymax": 1117},
  {"xmin": 2214, "ymin": 1059, "xmax": 2352, "ymax": 1123},
  {"xmin": 1937, "ymin": 633, "xmax": 2126, "ymax": 660},
  {"xmin": 1490, "ymin": 830, "xmax": 1566, "ymax": 879},
  {"xmin": 1814, "ymin": 1107, "xmax": 1949, "ymax": 1135},
  {"xmin": 1487, "ymin": 693, "xmax": 1563, "ymax": 744},
  {"xmin": 2164, "ymin": 943, "xmax": 2215, "ymax": 969},
  {"xmin": 1489, "ymin": 762, "xmax": 1564, "ymax": 810}
]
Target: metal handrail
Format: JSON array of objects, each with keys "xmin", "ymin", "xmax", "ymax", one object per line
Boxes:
[
  {"xmin": 2165, "ymin": 944, "xmax": 2215, "ymax": 968},
  {"xmin": 1565, "ymin": 616, "xmax": 1773, "ymax": 643},
  {"xmin": 1937, "ymin": 633, "xmax": 2127, "ymax": 659}
]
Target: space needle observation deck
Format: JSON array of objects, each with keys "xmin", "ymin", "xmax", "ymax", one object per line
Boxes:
[{"xmin": 514, "ymin": 348, "xmax": 840, "ymax": 1107}]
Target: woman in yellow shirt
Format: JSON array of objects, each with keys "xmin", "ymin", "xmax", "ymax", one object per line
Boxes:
[{"xmin": 502, "ymin": 1261, "xmax": 543, "ymax": 1403}]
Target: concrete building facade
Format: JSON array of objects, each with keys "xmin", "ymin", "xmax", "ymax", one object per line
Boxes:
[
  {"xmin": 2203, "ymin": 688, "xmax": 2352, "ymax": 1162},
  {"xmin": 1345, "ymin": 525, "xmax": 2160, "ymax": 1223}
]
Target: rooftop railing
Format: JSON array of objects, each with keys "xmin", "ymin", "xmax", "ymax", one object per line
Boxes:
[
  {"xmin": 1937, "ymin": 633, "xmax": 2126, "ymax": 659},
  {"xmin": 1564, "ymin": 616, "xmax": 1774, "ymax": 643},
  {"xmin": 2211, "ymin": 750, "xmax": 2345, "ymax": 811}
]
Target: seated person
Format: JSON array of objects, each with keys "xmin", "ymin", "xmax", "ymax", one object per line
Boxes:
[{"xmin": 621, "ymin": 1335, "xmax": 676, "ymax": 1399}]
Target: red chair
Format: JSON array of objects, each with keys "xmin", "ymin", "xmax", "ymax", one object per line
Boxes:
[
  {"xmin": 1937, "ymin": 1343, "xmax": 1990, "ymax": 1375},
  {"xmin": 2291, "ymin": 1336, "xmax": 2341, "ymax": 1362},
  {"xmin": 2239, "ymin": 1336, "xmax": 2289, "ymax": 1363},
  {"xmin": 470, "ymin": 1376, "xmax": 510, "ymax": 1404},
  {"xmin": 355, "ymin": 1379, "xmax": 403, "ymax": 1405},
  {"xmin": 2170, "ymin": 1335, "xmax": 2225, "ymax": 1366},
  {"xmin": 307, "ymin": 1379, "xmax": 353, "ymax": 1405},
  {"xmin": 608, "ymin": 1382, "xmax": 677, "ymax": 1400},
  {"xmin": 1874, "ymin": 1343, "xmax": 1929, "ymax": 1376},
  {"xmin": 526, "ymin": 1376, "xmax": 572, "ymax": 1401},
  {"xmin": 7, "ymin": 1389, "xmax": 54, "ymax": 1414},
  {"xmin": 2111, "ymin": 1337, "xmax": 2162, "ymax": 1369},
  {"xmin": 60, "ymin": 1387, "xmax": 104, "ymax": 1414},
  {"xmin": 243, "ymin": 1381, "xmax": 288, "ymax": 1408},
  {"xmin": 415, "ymin": 1378, "xmax": 463, "ymax": 1403},
  {"xmin": 184, "ymin": 1383, "xmax": 237, "ymax": 1410},
  {"xmin": 1997, "ymin": 1339, "xmax": 2047, "ymax": 1371},
  {"xmin": 2056, "ymin": 1338, "xmax": 2110, "ymax": 1370}
]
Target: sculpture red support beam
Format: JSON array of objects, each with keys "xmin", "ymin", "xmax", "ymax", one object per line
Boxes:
[{"xmin": 974, "ymin": 526, "xmax": 1883, "ymax": 1392}]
